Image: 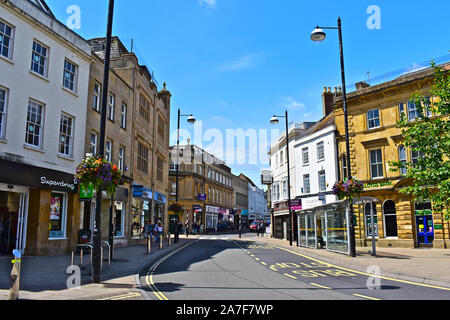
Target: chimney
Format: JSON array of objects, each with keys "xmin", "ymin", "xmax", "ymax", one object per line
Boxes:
[
  {"xmin": 355, "ymin": 81, "xmax": 370, "ymax": 90},
  {"xmin": 322, "ymin": 85, "xmax": 335, "ymax": 117}
]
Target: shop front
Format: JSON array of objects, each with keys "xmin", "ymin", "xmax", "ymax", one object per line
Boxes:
[
  {"xmin": 131, "ymin": 185, "xmax": 153, "ymax": 238},
  {"xmin": 153, "ymin": 191, "xmax": 167, "ymax": 226},
  {"xmin": 297, "ymin": 201, "xmax": 350, "ymax": 255},
  {"xmin": 0, "ymin": 158, "xmax": 79, "ymax": 256},
  {"xmin": 206, "ymin": 205, "xmax": 219, "ymax": 233}
]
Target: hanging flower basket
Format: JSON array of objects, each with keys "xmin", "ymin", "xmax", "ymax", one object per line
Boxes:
[
  {"xmin": 75, "ymin": 156, "xmax": 123, "ymax": 196},
  {"xmin": 332, "ymin": 178, "xmax": 364, "ymax": 201},
  {"xmin": 168, "ymin": 202, "xmax": 184, "ymax": 214}
]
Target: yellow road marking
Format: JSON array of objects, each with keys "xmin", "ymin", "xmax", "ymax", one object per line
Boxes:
[
  {"xmin": 310, "ymin": 283, "xmax": 332, "ymax": 290},
  {"xmin": 255, "ymin": 257, "xmax": 260, "ymax": 261},
  {"xmin": 353, "ymin": 294, "xmax": 381, "ymax": 301},
  {"xmin": 98, "ymin": 292, "xmax": 141, "ymax": 300},
  {"xmin": 261, "ymin": 261, "xmax": 267, "ymax": 265},
  {"xmin": 273, "ymin": 245, "xmax": 450, "ymax": 291},
  {"xmin": 146, "ymin": 240, "xmax": 196, "ymax": 301},
  {"xmin": 283, "ymin": 273, "xmax": 298, "ymax": 280}
]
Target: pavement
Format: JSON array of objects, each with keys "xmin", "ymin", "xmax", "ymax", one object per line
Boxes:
[{"xmin": 1, "ymin": 232, "xmax": 449, "ymax": 300}]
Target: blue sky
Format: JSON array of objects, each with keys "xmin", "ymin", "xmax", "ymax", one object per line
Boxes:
[{"xmin": 47, "ymin": 0, "xmax": 450, "ymax": 188}]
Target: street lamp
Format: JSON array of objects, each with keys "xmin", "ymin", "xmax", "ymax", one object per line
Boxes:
[
  {"xmin": 93, "ymin": 0, "xmax": 115, "ymax": 283},
  {"xmin": 174, "ymin": 109, "xmax": 196, "ymax": 242},
  {"xmin": 311, "ymin": 17, "xmax": 356, "ymax": 257},
  {"xmin": 270, "ymin": 110, "xmax": 294, "ymax": 247}
]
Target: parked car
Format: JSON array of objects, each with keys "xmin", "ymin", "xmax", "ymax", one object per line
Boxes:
[{"xmin": 250, "ymin": 221, "xmax": 263, "ymax": 232}]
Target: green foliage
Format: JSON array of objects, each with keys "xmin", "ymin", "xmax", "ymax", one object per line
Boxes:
[{"xmin": 389, "ymin": 63, "xmax": 450, "ymax": 220}]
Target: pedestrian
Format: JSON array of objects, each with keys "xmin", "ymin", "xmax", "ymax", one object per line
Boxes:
[
  {"xmin": 185, "ymin": 219, "xmax": 190, "ymax": 237},
  {"xmin": 143, "ymin": 220, "xmax": 150, "ymax": 239},
  {"xmin": 259, "ymin": 221, "xmax": 265, "ymax": 237},
  {"xmin": 155, "ymin": 221, "xmax": 164, "ymax": 243}
]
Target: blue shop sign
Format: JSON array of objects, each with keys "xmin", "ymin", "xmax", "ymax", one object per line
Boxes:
[
  {"xmin": 241, "ymin": 209, "xmax": 249, "ymax": 216},
  {"xmin": 132, "ymin": 185, "xmax": 152, "ymax": 199},
  {"xmin": 154, "ymin": 191, "xmax": 166, "ymax": 204}
]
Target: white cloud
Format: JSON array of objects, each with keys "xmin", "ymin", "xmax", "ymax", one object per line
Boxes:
[
  {"xmin": 216, "ymin": 53, "xmax": 264, "ymax": 72},
  {"xmin": 198, "ymin": 0, "xmax": 216, "ymax": 8},
  {"xmin": 284, "ymin": 97, "xmax": 306, "ymax": 111}
]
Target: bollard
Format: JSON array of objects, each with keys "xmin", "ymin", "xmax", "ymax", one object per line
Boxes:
[
  {"xmin": 159, "ymin": 235, "xmax": 163, "ymax": 250},
  {"xmin": 167, "ymin": 233, "xmax": 171, "ymax": 246},
  {"xmin": 9, "ymin": 250, "xmax": 22, "ymax": 300},
  {"xmin": 147, "ymin": 237, "xmax": 151, "ymax": 255}
]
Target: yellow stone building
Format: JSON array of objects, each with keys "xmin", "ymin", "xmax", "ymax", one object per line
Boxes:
[{"xmin": 332, "ymin": 65, "xmax": 449, "ymax": 249}]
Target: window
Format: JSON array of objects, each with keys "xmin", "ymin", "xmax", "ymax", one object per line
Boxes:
[
  {"xmin": 367, "ymin": 109, "xmax": 380, "ymax": 129},
  {"xmin": 341, "ymin": 155, "xmax": 348, "ymax": 180},
  {"xmin": 317, "ymin": 141, "xmax": 325, "ymax": 162},
  {"xmin": 90, "ymin": 132, "xmax": 97, "ymax": 155},
  {"xmin": 63, "ymin": 59, "xmax": 78, "ymax": 92},
  {"xmin": 318, "ymin": 171, "xmax": 326, "ymax": 192},
  {"xmin": 118, "ymin": 146, "xmax": 125, "ymax": 171},
  {"xmin": 280, "ymin": 150, "xmax": 284, "ymax": 165},
  {"xmin": 398, "ymin": 145, "xmax": 407, "ymax": 175},
  {"xmin": 158, "ymin": 115, "xmax": 165, "ymax": 138},
  {"xmin": 383, "ymin": 200, "xmax": 398, "ymax": 237},
  {"xmin": 120, "ymin": 103, "xmax": 127, "ymax": 129},
  {"xmin": 25, "ymin": 100, "xmax": 44, "ymax": 147},
  {"xmin": 31, "ymin": 41, "xmax": 48, "ymax": 77},
  {"xmin": 157, "ymin": 157, "xmax": 164, "ymax": 182},
  {"xmin": 399, "ymin": 102, "xmax": 405, "ymax": 119},
  {"xmin": 282, "ymin": 180, "xmax": 287, "ymax": 199},
  {"xmin": 369, "ymin": 149, "xmax": 383, "ymax": 179},
  {"xmin": 302, "ymin": 147, "xmax": 309, "ymax": 166},
  {"xmin": 303, "ymin": 174, "xmax": 310, "ymax": 194},
  {"xmin": 49, "ymin": 192, "xmax": 67, "ymax": 239},
  {"xmin": 139, "ymin": 93, "xmax": 150, "ymax": 121},
  {"xmin": 424, "ymin": 97, "xmax": 432, "ymax": 117},
  {"xmin": 137, "ymin": 142, "xmax": 148, "ymax": 173},
  {"xmin": 407, "ymin": 101, "xmax": 418, "ymax": 121},
  {"xmin": 0, "ymin": 87, "xmax": 7, "ymax": 138},
  {"xmin": 92, "ymin": 82, "xmax": 101, "ymax": 112},
  {"xmin": 105, "ymin": 140, "xmax": 112, "ymax": 162},
  {"xmin": 108, "ymin": 94, "xmax": 115, "ymax": 121},
  {"xmin": 0, "ymin": 20, "xmax": 13, "ymax": 59},
  {"xmin": 410, "ymin": 144, "xmax": 424, "ymax": 166},
  {"xmin": 170, "ymin": 161, "xmax": 179, "ymax": 171},
  {"xmin": 171, "ymin": 182, "xmax": 177, "ymax": 195},
  {"xmin": 59, "ymin": 114, "xmax": 74, "ymax": 157}
]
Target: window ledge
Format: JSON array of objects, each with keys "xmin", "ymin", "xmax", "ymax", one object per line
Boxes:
[
  {"xmin": 0, "ymin": 138, "xmax": 7, "ymax": 144},
  {"xmin": 48, "ymin": 238, "xmax": 68, "ymax": 241},
  {"xmin": 57, "ymin": 153, "xmax": 75, "ymax": 162},
  {"xmin": 24, "ymin": 144, "xmax": 45, "ymax": 153},
  {"xmin": 62, "ymin": 86, "xmax": 79, "ymax": 98},
  {"xmin": 364, "ymin": 126, "xmax": 383, "ymax": 133},
  {"xmin": 0, "ymin": 55, "xmax": 14, "ymax": 65},
  {"xmin": 29, "ymin": 70, "xmax": 50, "ymax": 83}
]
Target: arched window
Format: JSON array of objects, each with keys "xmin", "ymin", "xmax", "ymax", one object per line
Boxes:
[
  {"xmin": 398, "ymin": 145, "xmax": 407, "ymax": 175},
  {"xmin": 383, "ymin": 200, "xmax": 398, "ymax": 237}
]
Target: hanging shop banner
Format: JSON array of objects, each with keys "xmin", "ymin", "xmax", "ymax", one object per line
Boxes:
[{"xmin": 79, "ymin": 183, "xmax": 94, "ymax": 202}]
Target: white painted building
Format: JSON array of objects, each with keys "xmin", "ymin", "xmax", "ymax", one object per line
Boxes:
[
  {"xmin": 0, "ymin": 0, "xmax": 92, "ymax": 255},
  {"xmin": 248, "ymin": 182, "xmax": 266, "ymax": 221},
  {"xmin": 293, "ymin": 114, "xmax": 339, "ymax": 209}
]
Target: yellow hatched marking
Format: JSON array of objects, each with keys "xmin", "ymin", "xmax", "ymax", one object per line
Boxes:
[
  {"xmin": 310, "ymin": 283, "xmax": 332, "ymax": 290},
  {"xmin": 283, "ymin": 273, "xmax": 298, "ymax": 279},
  {"xmin": 98, "ymin": 292, "xmax": 141, "ymax": 300},
  {"xmin": 353, "ymin": 294, "xmax": 381, "ymax": 300},
  {"xmin": 261, "ymin": 261, "xmax": 267, "ymax": 265}
]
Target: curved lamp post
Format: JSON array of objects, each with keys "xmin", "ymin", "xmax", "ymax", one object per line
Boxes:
[
  {"xmin": 270, "ymin": 111, "xmax": 294, "ymax": 247},
  {"xmin": 311, "ymin": 17, "xmax": 356, "ymax": 257}
]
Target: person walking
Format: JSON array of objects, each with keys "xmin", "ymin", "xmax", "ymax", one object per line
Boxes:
[
  {"xmin": 143, "ymin": 220, "xmax": 150, "ymax": 240},
  {"xmin": 185, "ymin": 219, "xmax": 190, "ymax": 237},
  {"xmin": 155, "ymin": 221, "xmax": 164, "ymax": 243}
]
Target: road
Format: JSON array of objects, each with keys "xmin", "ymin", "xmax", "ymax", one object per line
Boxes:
[{"xmin": 140, "ymin": 235, "xmax": 450, "ymax": 300}]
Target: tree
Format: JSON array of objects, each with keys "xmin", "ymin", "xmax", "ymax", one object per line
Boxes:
[{"xmin": 390, "ymin": 63, "xmax": 450, "ymax": 220}]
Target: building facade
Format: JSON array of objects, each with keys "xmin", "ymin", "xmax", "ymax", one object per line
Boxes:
[
  {"xmin": 168, "ymin": 144, "xmax": 234, "ymax": 233},
  {"xmin": 89, "ymin": 37, "xmax": 171, "ymax": 238},
  {"xmin": 333, "ymin": 65, "xmax": 450, "ymax": 249},
  {"xmin": 233, "ymin": 174, "xmax": 249, "ymax": 228},
  {"xmin": 0, "ymin": 0, "xmax": 91, "ymax": 255}
]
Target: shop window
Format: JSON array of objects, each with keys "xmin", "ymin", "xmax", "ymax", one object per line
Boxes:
[
  {"xmin": 383, "ymin": 200, "xmax": 398, "ymax": 237},
  {"xmin": 49, "ymin": 192, "xmax": 67, "ymax": 239},
  {"xmin": 114, "ymin": 201, "xmax": 125, "ymax": 237}
]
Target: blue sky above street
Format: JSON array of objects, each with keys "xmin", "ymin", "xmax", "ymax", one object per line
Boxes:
[{"xmin": 47, "ymin": 0, "xmax": 450, "ymax": 187}]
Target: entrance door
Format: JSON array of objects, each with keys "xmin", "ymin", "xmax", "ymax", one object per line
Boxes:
[
  {"xmin": 416, "ymin": 215, "xmax": 434, "ymax": 246},
  {"xmin": 0, "ymin": 192, "xmax": 28, "ymax": 255}
]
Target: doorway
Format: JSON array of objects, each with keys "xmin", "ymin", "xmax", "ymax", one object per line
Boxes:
[{"xmin": 0, "ymin": 190, "xmax": 28, "ymax": 255}]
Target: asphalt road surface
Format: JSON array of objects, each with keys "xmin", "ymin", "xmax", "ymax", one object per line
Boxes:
[{"xmin": 140, "ymin": 236, "xmax": 450, "ymax": 300}]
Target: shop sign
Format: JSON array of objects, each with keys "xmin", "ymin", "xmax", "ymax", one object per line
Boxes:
[
  {"xmin": 415, "ymin": 209, "xmax": 432, "ymax": 216},
  {"xmin": 434, "ymin": 224, "xmax": 443, "ymax": 230},
  {"xmin": 291, "ymin": 199, "xmax": 302, "ymax": 211},
  {"xmin": 364, "ymin": 181, "xmax": 393, "ymax": 189},
  {"xmin": 198, "ymin": 194, "xmax": 207, "ymax": 201},
  {"xmin": 206, "ymin": 205, "xmax": 219, "ymax": 213},
  {"xmin": 154, "ymin": 191, "xmax": 166, "ymax": 204}
]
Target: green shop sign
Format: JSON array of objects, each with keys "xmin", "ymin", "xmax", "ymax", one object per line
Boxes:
[
  {"xmin": 415, "ymin": 209, "xmax": 432, "ymax": 216},
  {"xmin": 434, "ymin": 224, "xmax": 443, "ymax": 230},
  {"xmin": 364, "ymin": 181, "xmax": 393, "ymax": 189},
  {"xmin": 79, "ymin": 183, "xmax": 94, "ymax": 201}
]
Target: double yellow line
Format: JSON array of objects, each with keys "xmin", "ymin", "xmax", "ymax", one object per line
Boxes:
[{"xmin": 146, "ymin": 241, "xmax": 197, "ymax": 300}]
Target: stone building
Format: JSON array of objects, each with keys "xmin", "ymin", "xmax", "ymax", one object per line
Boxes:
[
  {"xmin": 332, "ymin": 64, "xmax": 450, "ymax": 249},
  {"xmin": 168, "ymin": 144, "xmax": 234, "ymax": 233},
  {"xmin": 89, "ymin": 37, "xmax": 171, "ymax": 238},
  {"xmin": 233, "ymin": 174, "xmax": 249, "ymax": 228}
]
